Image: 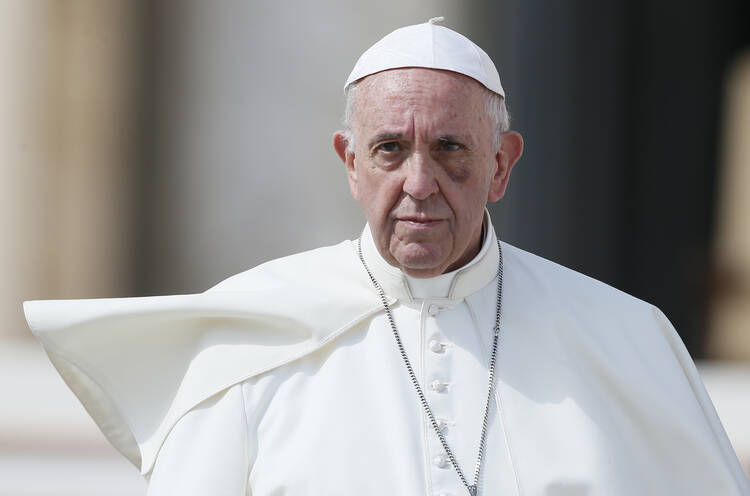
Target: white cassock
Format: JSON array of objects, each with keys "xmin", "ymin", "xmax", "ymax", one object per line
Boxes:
[{"xmin": 24, "ymin": 214, "xmax": 750, "ymax": 496}]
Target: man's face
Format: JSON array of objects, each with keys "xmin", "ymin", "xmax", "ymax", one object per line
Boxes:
[{"xmin": 334, "ymin": 68, "xmax": 521, "ymax": 278}]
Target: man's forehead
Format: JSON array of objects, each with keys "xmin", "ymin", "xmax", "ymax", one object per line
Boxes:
[
  {"xmin": 358, "ymin": 67, "xmax": 485, "ymax": 93},
  {"xmin": 356, "ymin": 68, "xmax": 487, "ymax": 109},
  {"xmin": 354, "ymin": 70, "xmax": 489, "ymax": 140}
]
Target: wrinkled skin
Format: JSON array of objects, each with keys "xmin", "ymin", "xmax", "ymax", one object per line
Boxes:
[{"xmin": 334, "ymin": 68, "xmax": 523, "ymax": 278}]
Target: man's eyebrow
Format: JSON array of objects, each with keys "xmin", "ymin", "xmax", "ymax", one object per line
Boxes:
[
  {"xmin": 367, "ymin": 132, "xmax": 404, "ymax": 149},
  {"xmin": 437, "ymin": 134, "xmax": 464, "ymax": 143}
]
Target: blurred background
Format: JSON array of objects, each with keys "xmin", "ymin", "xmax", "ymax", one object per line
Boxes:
[{"xmin": 1, "ymin": 0, "xmax": 749, "ymax": 494}]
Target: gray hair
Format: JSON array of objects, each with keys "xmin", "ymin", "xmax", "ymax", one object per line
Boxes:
[{"xmin": 342, "ymin": 80, "xmax": 510, "ymax": 151}]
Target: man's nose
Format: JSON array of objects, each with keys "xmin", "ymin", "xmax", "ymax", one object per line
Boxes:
[{"xmin": 402, "ymin": 152, "xmax": 439, "ymax": 200}]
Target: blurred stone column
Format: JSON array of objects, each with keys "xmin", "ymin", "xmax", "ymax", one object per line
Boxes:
[
  {"xmin": 0, "ymin": 1, "xmax": 63, "ymax": 340},
  {"xmin": 710, "ymin": 51, "xmax": 750, "ymax": 361},
  {"xmin": 54, "ymin": 1, "xmax": 142, "ymax": 300},
  {"xmin": 1, "ymin": 2, "xmax": 149, "ymax": 495},
  {"xmin": 0, "ymin": 0, "xmax": 141, "ymax": 341}
]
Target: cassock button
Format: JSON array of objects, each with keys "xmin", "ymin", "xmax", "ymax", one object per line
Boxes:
[
  {"xmin": 429, "ymin": 339, "xmax": 444, "ymax": 353},
  {"xmin": 430, "ymin": 379, "xmax": 448, "ymax": 392},
  {"xmin": 428, "ymin": 304, "xmax": 440, "ymax": 316},
  {"xmin": 433, "ymin": 454, "xmax": 449, "ymax": 469}
]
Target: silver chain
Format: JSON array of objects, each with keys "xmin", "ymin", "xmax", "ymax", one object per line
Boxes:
[{"xmin": 356, "ymin": 238, "xmax": 504, "ymax": 496}]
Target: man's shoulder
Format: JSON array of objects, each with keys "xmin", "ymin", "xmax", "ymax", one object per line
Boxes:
[
  {"xmin": 207, "ymin": 239, "xmax": 367, "ymax": 293},
  {"xmin": 501, "ymin": 241, "xmax": 678, "ymax": 371},
  {"xmin": 501, "ymin": 241, "xmax": 654, "ymax": 314}
]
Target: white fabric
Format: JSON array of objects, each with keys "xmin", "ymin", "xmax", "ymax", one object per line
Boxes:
[
  {"xmin": 24, "ymin": 241, "xmax": 385, "ymax": 473},
  {"xmin": 345, "ymin": 19, "xmax": 505, "ymax": 97},
  {"xmin": 147, "ymin": 385, "xmax": 249, "ymax": 495},
  {"xmin": 24, "ymin": 214, "xmax": 750, "ymax": 495}
]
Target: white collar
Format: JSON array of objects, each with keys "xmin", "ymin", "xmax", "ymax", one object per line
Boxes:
[{"xmin": 359, "ymin": 210, "xmax": 499, "ymax": 301}]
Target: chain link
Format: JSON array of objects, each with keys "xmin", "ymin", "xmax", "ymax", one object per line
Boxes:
[{"xmin": 356, "ymin": 238, "xmax": 504, "ymax": 496}]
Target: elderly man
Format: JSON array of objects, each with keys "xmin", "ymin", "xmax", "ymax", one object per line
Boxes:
[{"xmin": 24, "ymin": 20, "xmax": 749, "ymax": 496}]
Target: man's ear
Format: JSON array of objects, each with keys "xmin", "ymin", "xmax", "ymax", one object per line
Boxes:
[
  {"xmin": 333, "ymin": 130, "xmax": 359, "ymax": 200},
  {"xmin": 488, "ymin": 131, "xmax": 523, "ymax": 202}
]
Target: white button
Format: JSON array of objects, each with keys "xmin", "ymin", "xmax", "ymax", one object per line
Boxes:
[
  {"xmin": 430, "ymin": 379, "xmax": 447, "ymax": 392},
  {"xmin": 429, "ymin": 339, "xmax": 444, "ymax": 353},
  {"xmin": 436, "ymin": 418, "xmax": 448, "ymax": 431},
  {"xmin": 428, "ymin": 304, "xmax": 440, "ymax": 316},
  {"xmin": 433, "ymin": 454, "xmax": 449, "ymax": 469}
]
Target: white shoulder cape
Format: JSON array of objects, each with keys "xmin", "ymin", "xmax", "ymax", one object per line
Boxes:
[
  {"xmin": 24, "ymin": 240, "xmax": 387, "ymax": 474},
  {"xmin": 23, "ymin": 238, "xmax": 750, "ymax": 492}
]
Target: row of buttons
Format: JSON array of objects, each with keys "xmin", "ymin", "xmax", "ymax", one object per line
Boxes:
[{"xmin": 427, "ymin": 302, "xmax": 454, "ymax": 495}]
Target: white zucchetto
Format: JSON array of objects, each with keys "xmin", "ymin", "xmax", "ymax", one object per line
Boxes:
[{"xmin": 344, "ymin": 17, "xmax": 505, "ymax": 97}]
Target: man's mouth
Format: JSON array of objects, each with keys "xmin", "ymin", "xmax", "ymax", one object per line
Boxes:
[{"xmin": 396, "ymin": 217, "xmax": 445, "ymax": 229}]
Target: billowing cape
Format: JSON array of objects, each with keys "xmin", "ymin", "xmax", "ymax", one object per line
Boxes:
[
  {"xmin": 24, "ymin": 240, "xmax": 389, "ymax": 474},
  {"xmin": 23, "ymin": 238, "xmax": 749, "ymax": 492}
]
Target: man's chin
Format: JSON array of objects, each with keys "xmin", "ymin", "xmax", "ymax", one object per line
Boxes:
[
  {"xmin": 391, "ymin": 244, "xmax": 451, "ymax": 277},
  {"xmin": 399, "ymin": 265, "xmax": 448, "ymax": 278}
]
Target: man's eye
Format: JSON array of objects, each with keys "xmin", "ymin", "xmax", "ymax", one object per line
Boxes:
[
  {"xmin": 439, "ymin": 141, "xmax": 461, "ymax": 152},
  {"xmin": 377, "ymin": 142, "xmax": 401, "ymax": 153}
]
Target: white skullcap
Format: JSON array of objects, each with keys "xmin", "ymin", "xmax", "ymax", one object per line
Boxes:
[{"xmin": 345, "ymin": 17, "xmax": 504, "ymax": 98}]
